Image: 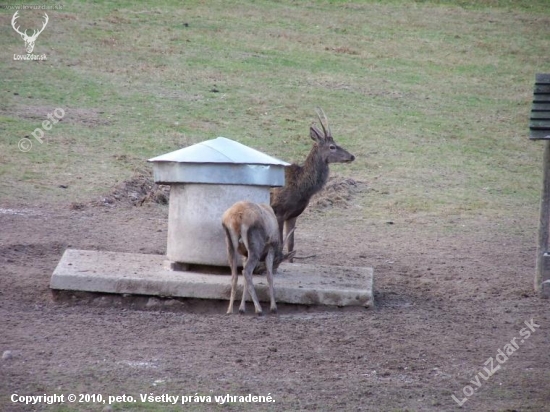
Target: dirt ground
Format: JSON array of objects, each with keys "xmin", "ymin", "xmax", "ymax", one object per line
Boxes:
[{"xmin": 1, "ymin": 176, "xmax": 549, "ymax": 412}]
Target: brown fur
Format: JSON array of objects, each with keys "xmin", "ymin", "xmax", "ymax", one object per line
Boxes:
[
  {"xmin": 222, "ymin": 201, "xmax": 295, "ymax": 315},
  {"xmin": 271, "ymin": 109, "xmax": 355, "ymax": 260}
]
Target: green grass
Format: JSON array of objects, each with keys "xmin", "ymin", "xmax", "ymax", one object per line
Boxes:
[{"xmin": 1, "ymin": 0, "xmax": 549, "ymax": 223}]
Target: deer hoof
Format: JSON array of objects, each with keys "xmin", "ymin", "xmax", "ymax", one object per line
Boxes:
[
  {"xmin": 270, "ymin": 307, "xmax": 278, "ymax": 314},
  {"xmin": 238, "ymin": 308, "xmax": 245, "ymax": 315}
]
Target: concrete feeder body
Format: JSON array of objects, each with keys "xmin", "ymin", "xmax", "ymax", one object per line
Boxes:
[
  {"xmin": 167, "ymin": 184, "xmax": 269, "ymax": 266},
  {"xmin": 149, "ymin": 137, "xmax": 288, "ymax": 267}
]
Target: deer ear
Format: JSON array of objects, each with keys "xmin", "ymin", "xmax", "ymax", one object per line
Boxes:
[{"xmin": 310, "ymin": 125, "xmax": 324, "ymax": 143}]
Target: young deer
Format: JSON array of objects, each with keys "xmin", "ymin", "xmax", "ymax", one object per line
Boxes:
[
  {"xmin": 222, "ymin": 201, "xmax": 296, "ymax": 315},
  {"xmin": 270, "ymin": 108, "xmax": 355, "ymax": 261}
]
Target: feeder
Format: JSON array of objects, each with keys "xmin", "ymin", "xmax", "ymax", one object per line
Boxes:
[{"xmin": 148, "ymin": 137, "xmax": 288, "ymax": 268}]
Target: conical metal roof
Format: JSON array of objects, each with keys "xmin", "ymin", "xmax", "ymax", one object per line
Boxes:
[
  {"xmin": 148, "ymin": 137, "xmax": 288, "ymax": 186},
  {"xmin": 148, "ymin": 137, "xmax": 288, "ymax": 166}
]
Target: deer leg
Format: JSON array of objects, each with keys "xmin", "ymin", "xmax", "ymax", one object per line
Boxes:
[
  {"xmin": 284, "ymin": 217, "xmax": 297, "ymax": 263},
  {"xmin": 241, "ymin": 255, "xmax": 263, "ymax": 315},
  {"xmin": 277, "ymin": 216, "xmax": 285, "ymax": 249},
  {"xmin": 238, "ymin": 230, "xmax": 251, "ymax": 314},
  {"xmin": 227, "ymin": 261, "xmax": 239, "ymax": 315},
  {"xmin": 239, "ymin": 266, "xmax": 249, "ymax": 314},
  {"xmin": 224, "ymin": 229, "xmax": 239, "ymax": 314},
  {"xmin": 265, "ymin": 247, "xmax": 277, "ymax": 313},
  {"xmin": 239, "ymin": 229, "xmax": 263, "ymax": 315}
]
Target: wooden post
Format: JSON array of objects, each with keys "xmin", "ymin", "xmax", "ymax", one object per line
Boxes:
[
  {"xmin": 530, "ymin": 73, "xmax": 550, "ymax": 297},
  {"xmin": 535, "ymin": 140, "xmax": 550, "ymax": 297}
]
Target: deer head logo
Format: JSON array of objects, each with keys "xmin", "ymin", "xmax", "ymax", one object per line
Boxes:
[{"xmin": 11, "ymin": 11, "xmax": 49, "ymax": 54}]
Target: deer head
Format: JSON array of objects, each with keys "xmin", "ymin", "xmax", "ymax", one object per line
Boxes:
[
  {"xmin": 310, "ymin": 107, "xmax": 355, "ymax": 164},
  {"xmin": 11, "ymin": 11, "xmax": 49, "ymax": 54}
]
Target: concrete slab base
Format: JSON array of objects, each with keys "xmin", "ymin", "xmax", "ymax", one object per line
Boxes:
[{"xmin": 50, "ymin": 249, "xmax": 374, "ymax": 308}]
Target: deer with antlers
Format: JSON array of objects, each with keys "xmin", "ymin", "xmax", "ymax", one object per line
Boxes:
[
  {"xmin": 222, "ymin": 201, "xmax": 296, "ymax": 315},
  {"xmin": 11, "ymin": 11, "xmax": 49, "ymax": 54},
  {"xmin": 270, "ymin": 108, "xmax": 355, "ymax": 261}
]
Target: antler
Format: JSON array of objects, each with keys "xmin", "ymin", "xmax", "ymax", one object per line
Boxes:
[
  {"xmin": 11, "ymin": 11, "xmax": 26, "ymax": 37},
  {"xmin": 11, "ymin": 11, "xmax": 49, "ymax": 40},
  {"xmin": 31, "ymin": 13, "xmax": 49, "ymax": 39},
  {"xmin": 315, "ymin": 107, "xmax": 332, "ymax": 138}
]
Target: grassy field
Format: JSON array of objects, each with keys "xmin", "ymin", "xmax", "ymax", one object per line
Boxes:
[
  {"xmin": 1, "ymin": 2, "xmax": 550, "ymax": 411},
  {"xmin": 1, "ymin": 0, "xmax": 549, "ymax": 218}
]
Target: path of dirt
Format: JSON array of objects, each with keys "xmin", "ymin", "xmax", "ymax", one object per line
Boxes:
[{"xmin": 1, "ymin": 176, "xmax": 549, "ymax": 411}]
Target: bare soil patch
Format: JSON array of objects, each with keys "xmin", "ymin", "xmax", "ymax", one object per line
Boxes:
[
  {"xmin": 3, "ymin": 105, "xmax": 111, "ymax": 127},
  {"xmin": 87, "ymin": 173, "xmax": 169, "ymax": 208},
  {"xmin": 309, "ymin": 175, "xmax": 367, "ymax": 210},
  {"xmin": 1, "ymin": 177, "xmax": 549, "ymax": 412}
]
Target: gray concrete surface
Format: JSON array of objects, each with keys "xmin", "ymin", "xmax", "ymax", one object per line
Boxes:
[
  {"xmin": 50, "ymin": 249, "xmax": 374, "ymax": 307},
  {"xmin": 166, "ymin": 183, "xmax": 270, "ymax": 266}
]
